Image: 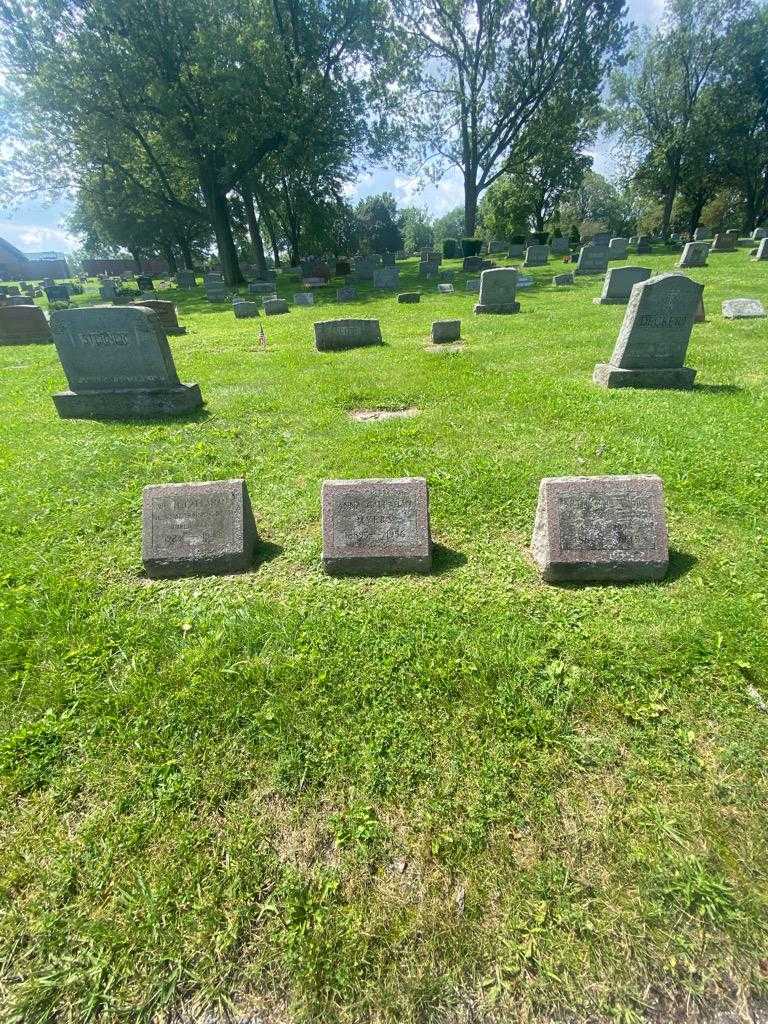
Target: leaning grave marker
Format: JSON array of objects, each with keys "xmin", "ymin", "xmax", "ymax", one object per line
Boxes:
[
  {"xmin": 593, "ymin": 272, "xmax": 702, "ymax": 389},
  {"xmin": 530, "ymin": 474, "xmax": 669, "ymax": 583},
  {"xmin": 321, "ymin": 477, "xmax": 432, "ymax": 575},
  {"xmin": 50, "ymin": 305, "xmax": 202, "ymax": 418},
  {"xmin": 142, "ymin": 479, "xmax": 257, "ymax": 579},
  {"xmin": 594, "ymin": 266, "xmax": 651, "ymax": 305}
]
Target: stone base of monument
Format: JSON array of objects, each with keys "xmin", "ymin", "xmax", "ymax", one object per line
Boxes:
[
  {"xmin": 592, "ymin": 364, "xmax": 696, "ymax": 389},
  {"xmin": 53, "ymin": 383, "xmax": 203, "ymax": 419},
  {"xmin": 473, "ymin": 302, "xmax": 520, "ymax": 314},
  {"xmin": 593, "ymin": 297, "xmax": 626, "ymax": 305}
]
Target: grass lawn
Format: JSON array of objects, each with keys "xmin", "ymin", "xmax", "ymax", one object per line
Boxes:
[{"xmin": 1, "ymin": 250, "xmax": 767, "ymax": 1023}]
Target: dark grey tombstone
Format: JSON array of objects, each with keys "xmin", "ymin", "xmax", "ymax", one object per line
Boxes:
[
  {"xmin": 50, "ymin": 306, "xmax": 202, "ymax": 418},
  {"xmin": 693, "ymin": 227, "xmax": 709, "ymax": 241},
  {"xmin": 398, "ymin": 292, "xmax": 420, "ymax": 303},
  {"xmin": 233, "ymin": 300, "xmax": 260, "ymax": 319},
  {"xmin": 474, "ymin": 268, "xmax": 519, "ymax": 314},
  {"xmin": 136, "ymin": 275, "xmax": 154, "ymax": 291},
  {"xmin": 465, "ymin": 277, "xmax": 480, "ymax": 292},
  {"xmin": 752, "ymin": 239, "xmax": 768, "ymax": 261},
  {"xmin": 373, "ymin": 267, "xmax": 400, "ymax": 289},
  {"xmin": 710, "ymin": 233, "xmax": 735, "ymax": 252},
  {"xmin": 595, "ymin": 266, "xmax": 652, "ymax": 305},
  {"xmin": 531, "ymin": 474, "xmax": 669, "ymax": 583},
  {"xmin": 0, "ymin": 305, "xmax": 52, "ymax": 345},
  {"xmin": 608, "ymin": 237, "xmax": 628, "ymax": 259},
  {"xmin": 321, "ymin": 477, "xmax": 432, "ymax": 575},
  {"xmin": 523, "ymin": 244, "xmax": 549, "ymax": 267},
  {"xmin": 553, "ymin": 273, "xmax": 574, "ymax": 286},
  {"xmin": 249, "ymin": 282, "xmax": 275, "ymax": 295},
  {"xmin": 678, "ymin": 242, "xmax": 709, "ymax": 268},
  {"xmin": 142, "ymin": 479, "xmax": 257, "ymax": 578},
  {"xmin": 575, "ymin": 246, "xmax": 609, "ymax": 276},
  {"xmin": 431, "ymin": 320, "xmax": 461, "ymax": 343},
  {"xmin": 264, "ymin": 298, "xmax": 288, "ymax": 315},
  {"xmin": 463, "ymin": 256, "xmax": 484, "ymax": 272},
  {"xmin": 593, "ymin": 272, "xmax": 702, "ymax": 389},
  {"xmin": 635, "ymin": 236, "xmax": 652, "ymax": 254},
  {"xmin": 177, "ymin": 270, "xmax": 196, "ymax": 288},
  {"xmin": 551, "ymin": 236, "xmax": 569, "ymax": 255},
  {"xmin": 507, "ymin": 244, "xmax": 525, "ymax": 258},
  {"xmin": 336, "ymin": 286, "xmax": 357, "ymax": 301},
  {"xmin": 314, "ymin": 318, "xmax": 382, "ymax": 351},
  {"xmin": 293, "ymin": 292, "xmax": 315, "ymax": 306}
]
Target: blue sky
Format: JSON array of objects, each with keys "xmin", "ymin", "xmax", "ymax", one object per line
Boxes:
[{"xmin": 1, "ymin": 0, "xmax": 663, "ymax": 255}]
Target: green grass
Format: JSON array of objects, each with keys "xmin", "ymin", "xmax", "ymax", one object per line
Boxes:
[{"xmin": 1, "ymin": 250, "xmax": 768, "ymax": 1023}]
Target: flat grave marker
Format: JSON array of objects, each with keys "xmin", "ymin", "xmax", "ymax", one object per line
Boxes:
[{"xmin": 722, "ymin": 298, "xmax": 766, "ymax": 319}]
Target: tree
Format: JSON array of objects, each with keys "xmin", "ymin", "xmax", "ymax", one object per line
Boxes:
[
  {"xmin": 391, "ymin": 0, "xmax": 625, "ymax": 234},
  {"xmin": 398, "ymin": 207, "xmax": 434, "ymax": 252},
  {"xmin": 432, "ymin": 207, "xmax": 465, "ymax": 244},
  {"xmin": 559, "ymin": 171, "xmax": 633, "ymax": 236},
  {"xmin": 478, "ymin": 177, "xmax": 533, "ymax": 239},
  {"xmin": 354, "ymin": 193, "xmax": 402, "ymax": 252},
  {"xmin": 607, "ymin": 0, "xmax": 743, "ymax": 239}
]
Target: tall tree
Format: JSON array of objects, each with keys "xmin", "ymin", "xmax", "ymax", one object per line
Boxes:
[
  {"xmin": 391, "ymin": 0, "xmax": 625, "ymax": 234},
  {"xmin": 354, "ymin": 193, "xmax": 402, "ymax": 253}
]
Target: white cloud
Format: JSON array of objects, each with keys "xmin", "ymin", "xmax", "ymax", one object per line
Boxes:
[
  {"xmin": 393, "ymin": 175, "xmax": 423, "ymax": 203},
  {"xmin": 17, "ymin": 225, "xmax": 76, "ymax": 251}
]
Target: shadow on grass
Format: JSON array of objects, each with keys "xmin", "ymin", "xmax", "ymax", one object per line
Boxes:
[
  {"xmin": 431, "ymin": 543, "xmax": 468, "ymax": 575},
  {"xmin": 137, "ymin": 540, "xmax": 284, "ymax": 581},
  {"xmin": 663, "ymin": 548, "xmax": 698, "ymax": 583},
  {"xmin": 96, "ymin": 406, "xmax": 211, "ymax": 426},
  {"xmin": 256, "ymin": 539, "xmax": 284, "ymax": 566},
  {"xmin": 694, "ymin": 383, "xmax": 744, "ymax": 395},
  {"xmin": 551, "ymin": 548, "xmax": 697, "ymax": 590}
]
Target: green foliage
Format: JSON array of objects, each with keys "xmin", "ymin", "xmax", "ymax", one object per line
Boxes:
[
  {"xmin": 354, "ymin": 193, "xmax": 403, "ymax": 253},
  {"xmin": 442, "ymin": 238, "xmax": 458, "ymax": 258},
  {"xmin": 398, "ymin": 206, "xmax": 433, "ymax": 253},
  {"xmin": 432, "ymin": 207, "xmax": 465, "ymax": 245},
  {"xmin": 461, "ymin": 237, "xmax": 483, "ymax": 257}
]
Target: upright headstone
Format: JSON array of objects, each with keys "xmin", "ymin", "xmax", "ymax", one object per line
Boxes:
[
  {"xmin": 131, "ymin": 299, "xmax": 185, "ymax": 334},
  {"xmin": 233, "ymin": 300, "xmax": 260, "ymax": 319},
  {"xmin": 507, "ymin": 243, "xmax": 525, "ymax": 259},
  {"xmin": 465, "ymin": 277, "xmax": 480, "ymax": 292},
  {"xmin": 176, "ymin": 270, "xmax": 196, "ymax": 288},
  {"xmin": 99, "ymin": 281, "xmax": 117, "ymax": 300},
  {"xmin": 419, "ymin": 260, "xmax": 439, "ymax": 279},
  {"xmin": 321, "ymin": 477, "xmax": 432, "ymax": 575},
  {"xmin": 575, "ymin": 246, "xmax": 609, "ymax": 276},
  {"xmin": 142, "ymin": 479, "xmax": 257, "ymax": 578},
  {"xmin": 264, "ymin": 298, "xmax": 289, "ymax": 315},
  {"xmin": 591, "ymin": 232, "xmax": 610, "ymax": 248},
  {"xmin": 710, "ymin": 233, "xmax": 735, "ymax": 252},
  {"xmin": 50, "ymin": 306, "xmax": 202, "ymax": 418},
  {"xmin": 204, "ymin": 276, "xmax": 228, "ymax": 301},
  {"xmin": 336, "ymin": 286, "xmax": 357, "ymax": 301},
  {"xmin": 678, "ymin": 242, "xmax": 709, "ymax": 268},
  {"xmin": 551, "ymin": 236, "xmax": 569, "ymax": 255},
  {"xmin": 249, "ymin": 282, "xmax": 275, "ymax": 295},
  {"xmin": 373, "ymin": 267, "xmax": 400, "ymax": 289},
  {"xmin": 474, "ymin": 268, "xmax": 519, "ymax": 314},
  {"xmin": 0, "ymin": 305, "xmax": 52, "ymax": 345},
  {"xmin": 593, "ymin": 272, "xmax": 702, "ymax": 389},
  {"xmin": 45, "ymin": 284, "xmax": 70, "ymax": 304},
  {"xmin": 594, "ymin": 266, "xmax": 651, "ymax": 305},
  {"xmin": 751, "ymin": 227, "xmax": 767, "ymax": 240},
  {"xmin": 314, "ymin": 318, "xmax": 382, "ymax": 351},
  {"xmin": 608, "ymin": 237, "xmax": 628, "ymax": 260},
  {"xmin": 635, "ymin": 236, "xmax": 652, "ymax": 254},
  {"xmin": 431, "ymin": 320, "xmax": 461, "ymax": 343},
  {"xmin": 136, "ymin": 275, "xmax": 154, "ymax": 292},
  {"xmin": 523, "ymin": 244, "xmax": 549, "ymax": 267},
  {"xmin": 293, "ymin": 292, "xmax": 315, "ymax": 306},
  {"xmin": 752, "ymin": 238, "xmax": 768, "ymax": 261},
  {"xmin": 530, "ymin": 474, "xmax": 669, "ymax": 582},
  {"xmin": 693, "ymin": 227, "xmax": 709, "ymax": 241},
  {"xmin": 463, "ymin": 256, "xmax": 484, "ymax": 272}
]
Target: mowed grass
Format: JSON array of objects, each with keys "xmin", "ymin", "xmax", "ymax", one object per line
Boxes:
[{"xmin": 1, "ymin": 251, "xmax": 767, "ymax": 1023}]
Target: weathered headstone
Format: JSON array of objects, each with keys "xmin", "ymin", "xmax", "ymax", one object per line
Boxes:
[
  {"xmin": 233, "ymin": 300, "xmax": 260, "ymax": 318},
  {"xmin": 523, "ymin": 244, "xmax": 549, "ymax": 267},
  {"xmin": 722, "ymin": 298, "xmax": 766, "ymax": 319},
  {"xmin": 336, "ymin": 286, "xmax": 357, "ymax": 301},
  {"xmin": 314, "ymin": 318, "xmax": 382, "ymax": 351},
  {"xmin": 593, "ymin": 272, "xmax": 702, "ymax": 389},
  {"xmin": 0, "ymin": 305, "xmax": 52, "ymax": 345},
  {"xmin": 752, "ymin": 238, "xmax": 768, "ymax": 261},
  {"xmin": 131, "ymin": 299, "xmax": 185, "ymax": 334},
  {"xmin": 693, "ymin": 227, "xmax": 709, "ymax": 241},
  {"xmin": 136, "ymin": 275, "xmax": 154, "ymax": 292},
  {"xmin": 437, "ymin": 283, "xmax": 455, "ymax": 294},
  {"xmin": 678, "ymin": 242, "xmax": 709, "ymax": 268},
  {"xmin": 294, "ymin": 292, "xmax": 315, "ymax": 306},
  {"xmin": 575, "ymin": 246, "xmax": 609, "ymax": 276},
  {"xmin": 486, "ymin": 240, "xmax": 508, "ymax": 254},
  {"xmin": 176, "ymin": 270, "xmax": 196, "ymax": 288},
  {"xmin": 264, "ymin": 298, "xmax": 289, "ymax": 315},
  {"xmin": 431, "ymin": 320, "xmax": 461, "ymax": 343},
  {"xmin": 710, "ymin": 233, "xmax": 735, "ymax": 252},
  {"xmin": 373, "ymin": 267, "xmax": 400, "ymax": 289},
  {"xmin": 591, "ymin": 232, "xmax": 611, "ymax": 248},
  {"xmin": 45, "ymin": 284, "xmax": 70, "ymax": 304},
  {"xmin": 751, "ymin": 227, "xmax": 767, "ymax": 240},
  {"xmin": 553, "ymin": 273, "xmax": 574, "ymax": 286},
  {"xmin": 7, "ymin": 295, "xmax": 32, "ymax": 306},
  {"xmin": 99, "ymin": 281, "xmax": 117, "ymax": 300},
  {"xmin": 205, "ymin": 276, "xmax": 228, "ymax": 301},
  {"xmin": 398, "ymin": 292, "xmax": 420, "ymax": 304},
  {"xmin": 608, "ymin": 237, "xmax": 628, "ymax": 260},
  {"xmin": 438, "ymin": 269, "xmax": 456, "ymax": 282},
  {"xmin": 507, "ymin": 244, "xmax": 524, "ymax": 259},
  {"xmin": 551, "ymin": 236, "xmax": 569, "ymax": 255},
  {"xmin": 321, "ymin": 477, "xmax": 432, "ymax": 575},
  {"xmin": 530, "ymin": 474, "xmax": 669, "ymax": 582},
  {"xmin": 419, "ymin": 260, "xmax": 439, "ymax": 279},
  {"xmin": 142, "ymin": 479, "xmax": 257, "ymax": 578},
  {"xmin": 463, "ymin": 256, "xmax": 484, "ymax": 272},
  {"xmin": 465, "ymin": 277, "xmax": 480, "ymax": 292},
  {"xmin": 50, "ymin": 306, "xmax": 202, "ymax": 418},
  {"xmin": 595, "ymin": 266, "xmax": 651, "ymax": 305},
  {"xmin": 635, "ymin": 236, "xmax": 652, "ymax": 254},
  {"xmin": 249, "ymin": 282, "xmax": 274, "ymax": 295},
  {"xmin": 474, "ymin": 268, "xmax": 519, "ymax": 314}
]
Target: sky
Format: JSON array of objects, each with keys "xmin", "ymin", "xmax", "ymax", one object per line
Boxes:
[{"xmin": 0, "ymin": 0, "xmax": 664, "ymax": 255}]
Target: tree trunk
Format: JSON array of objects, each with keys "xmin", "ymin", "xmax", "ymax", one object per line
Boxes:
[
  {"xmin": 163, "ymin": 246, "xmax": 178, "ymax": 274},
  {"xmin": 464, "ymin": 176, "xmax": 478, "ymax": 236},
  {"xmin": 661, "ymin": 154, "xmax": 681, "ymax": 240},
  {"xmin": 688, "ymin": 196, "xmax": 706, "ymax": 237},
  {"xmin": 242, "ymin": 189, "xmax": 268, "ymax": 278},
  {"xmin": 177, "ymin": 236, "xmax": 194, "ymax": 270},
  {"xmin": 130, "ymin": 249, "xmax": 142, "ymax": 272},
  {"xmin": 203, "ymin": 176, "xmax": 244, "ymax": 286}
]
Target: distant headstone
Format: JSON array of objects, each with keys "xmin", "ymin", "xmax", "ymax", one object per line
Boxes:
[
  {"xmin": 294, "ymin": 292, "xmax": 315, "ymax": 306},
  {"xmin": 264, "ymin": 298, "xmax": 289, "ymax": 315},
  {"xmin": 99, "ymin": 281, "xmax": 117, "ymax": 300},
  {"xmin": 438, "ymin": 269, "xmax": 455, "ymax": 282},
  {"xmin": 136, "ymin": 275, "xmax": 154, "ymax": 291},
  {"xmin": 336, "ymin": 286, "xmax": 357, "ymax": 301},
  {"xmin": 463, "ymin": 256, "xmax": 484, "ymax": 272},
  {"xmin": 523, "ymin": 244, "xmax": 549, "ymax": 267},
  {"xmin": 249, "ymin": 282, "xmax": 274, "ymax": 295},
  {"xmin": 575, "ymin": 246, "xmax": 609, "ymax": 276},
  {"xmin": 205, "ymin": 276, "xmax": 228, "ymax": 301},
  {"xmin": 419, "ymin": 260, "xmax": 439, "ymax": 278},
  {"xmin": 233, "ymin": 300, "xmax": 259, "ymax": 319},
  {"xmin": 321, "ymin": 477, "xmax": 432, "ymax": 575},
  {"xmin": 0, "ymin": 304, "xmax": 52, "ymax": 345},
  {"xmin": 678, "ymin": 242, "xmax": 709, "ymax": 268},
  {"xmin": 553, "ymin": 273, "xmax": 574, "ymax": 286},
  {"xmin": 507, "ymin": 244, "xmax": 524, "ymax": 259},
  {"xmin": 751, "ymin": 227, "xmax": 767, "ymax": 240},
  {"xmin": 314, "ymin": 318, "xmax": 382, "ymax": 352},
  {"xmin": 465, "ymin": 277, "xmax": 480, "ymax": 292},
  {"xmin": 591, "ymin": 232, "xmax": 610, "ymax": 248},
  {"xmin": 595, "ymin": 266, "xmax": 651, "ymax": 305},
  {"xmin": 381, "ymin": 253, "xmax": 396, "ymax": 267},
  {"xmin": 593, "ymin": 272, "xmax": 702, "ymax": 389},
  {"xmin": 516, "ymin": 275, "xmax": 534, "ymax": 287},
  {"xmin": 752, "ymin": 238, "xmax": 768, "ymax": 261},
  {"xmin": 722, "ymin": 298, "xmax": 766, "ymax": 319},
  {"xmin": 530, "ymin": 474, "xmax": 669, "ymax": 582},
  {"xmin": 474, "ymin": 268, "xmax": 519, "ymax": 314},
  {"xmin": 176, "ymin": 270, "xmax": 196, "ymax": 288},
  {"xmin": 437, "ymin": 283, "xmax": 454, "ymax": 294},
  {"xmin": 431, "ymin": 320, "xmax": 461, "ymax": 343},
  {"xmin": 373, "ymin": 267, "xmax": 400, "ymax": 289},
  {"xmin": 45, "ymin": 284, "xmax": 70, "ymax": 304},
  {"xmin": 550, "ymin": 236, "xmax": 569, "ymax": 255},
  {"xmin": 50, "ymin": 306, "xmax": 202, "ymax": 418},
  {"xmin": 398, "ymin": 292, "xmax": 420, "ymax": 303},
  {"xmin": 693, "ymin": 227, "xmax": 709, "ymax": 241},
  {"xmin": 6, "ymin": 286, "xmax": 20, "ymax": 296},
  {"xmin": 608, "ymin": 237, "xmax": 628, "ymax": 259},
  {"xmin": 710, "ymin": 233, "xmax": 735, "ymax": 252},
  {"xmin": 7, "ymin": 295, "xmax": 31, "ymax": 306},
  {"xmin": 628, "ymin": 236, "xmax": 639, "ymax": 246},
  {"xmin": 486, "ymin": 240, "xmax": 508, "ymax": 255},
  {"xmin": 131, "ymin": 299, "xmax": 185, "ymax": 334},
  {"xmin": 142, "ymin": 479, "xmax": 257, "ymax": 578},
  {"xmin": 635, "ymin": 236, "xmax": 652, "ymax": 254}
]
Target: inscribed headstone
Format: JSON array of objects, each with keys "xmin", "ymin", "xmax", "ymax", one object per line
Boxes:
[
  {"xmin": 314, "ymin": 318, "xmax": 382, "ymax": 351},
  {"xmin": 595, "ymin": 266, "xmax": 651, "ymax": 305},
  {"xmin": 575, "ymin": 246, "xmax": 609, "ymax": 276},
  {"xmin": 678, "ymin": 242, "xmax": 708, "ymax": 268}
]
